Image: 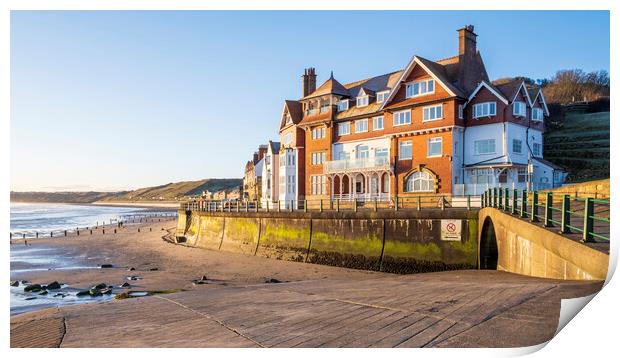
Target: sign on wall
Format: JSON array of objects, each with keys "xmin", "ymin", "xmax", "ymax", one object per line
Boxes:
[{"xmin": 441, "ymin": 219, "xmax": 462, "ymax": 241}]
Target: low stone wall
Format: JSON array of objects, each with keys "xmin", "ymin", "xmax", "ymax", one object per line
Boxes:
[
  {"xmin": 542, "ymin": 178, "xmax": 610, "ymax": 199},
  {"xmin": 176, "ymin": 209, "xmax": 479, "ymax": 274},
  {"xmin": 479, "ymin": 208, "xmax": 609, "ymax": 280}
]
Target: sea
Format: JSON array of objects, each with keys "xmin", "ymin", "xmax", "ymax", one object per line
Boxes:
[{"xmin": 10, "ymin": 202, "xmax": 176, "ymax": 238}]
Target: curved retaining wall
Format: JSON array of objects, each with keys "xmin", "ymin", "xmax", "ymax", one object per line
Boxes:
[
  {"xmin": 478, "ymin": 208, "xmax": 609, "ymax": 280},
  {"xmin": 176, "ymin": 209, "xmax": 478, "ymax": 274}
]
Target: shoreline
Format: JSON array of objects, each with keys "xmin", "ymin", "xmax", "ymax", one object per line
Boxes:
[
  {"xmin": 10, "ymin": 218, "xmax": 604, "ymax": 348},
  {"xmin": 12, "ymin": 200, "xmax": 180, "ymax": 209}
]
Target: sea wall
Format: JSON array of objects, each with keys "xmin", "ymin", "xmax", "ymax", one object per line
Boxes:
[{"xmin": 176, "ymin": 209, "xmax": 479, "ymax": 274}]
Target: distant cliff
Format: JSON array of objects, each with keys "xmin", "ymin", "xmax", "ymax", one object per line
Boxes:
[{"xmin": 11, "ymin": 178, "xmax": 242, "ymax": 204}]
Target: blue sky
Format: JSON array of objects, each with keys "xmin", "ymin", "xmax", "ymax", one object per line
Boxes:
[{"xmin": 10, "ymin": 10, "xmax": 609, "ymax": 191}]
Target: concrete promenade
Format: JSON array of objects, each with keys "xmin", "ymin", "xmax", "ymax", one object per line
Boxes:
[{"xmin": 11, "ymin": 270, "xmax": 601, "ymax": 348}]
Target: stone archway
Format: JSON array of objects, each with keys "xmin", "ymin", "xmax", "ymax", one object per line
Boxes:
[{"xmin": 479, "ymin": 217, "xmax": 498, "ymax": 270}]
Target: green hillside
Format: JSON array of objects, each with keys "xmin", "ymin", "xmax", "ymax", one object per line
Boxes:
[
  {"xmin": 544, "ymin": 112, "xmax": 609, "ymax": 183},
  {"xmin": 11, "ymin": 178, "xmax": 242, "ymax": 204}
]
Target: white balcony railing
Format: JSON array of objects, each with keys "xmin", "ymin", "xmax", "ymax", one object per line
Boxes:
[{"xmin": 324, "ymin": 156, "xmax": 390, "ymax": 174}]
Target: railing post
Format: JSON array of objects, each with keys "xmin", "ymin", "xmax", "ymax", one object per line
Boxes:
[
  {"xmin": 467, "ymin": 195, "xmax": 471, "ymax": 210},
  {"xmin": 582, "ymin": 197, "xmax": 594, "ymax": 243},
  {"xmin": 374, "ymin": 198, "xmax": 378, "ymax": 212},
  {"xmin": 255, "ymin": 200, "xmax": 258, "ymax": 213},
  {"xmin": 512, "ymin": 189, "xmax": 517, "ymax": 215},
  {"xmin": 236, "ymin": 200, "xmax": 240, "ymax": 213},
  {"xmin": 417, "ymin": 196, "xmax": 421, "ymax": 211},
  {"xmin": 493, "ymin": 188, "xmax": 498, "ymax": 208},
  {"xmin": 544, "ymin": 193, "xmax": 553, "ymax": 227},
  {"xmin": 336, "ymin": 199, "xmax": 340, "ymax": 212},
  {"xmin": 290, "ymin": 200, "xmax": 294, "ymax": 212},
  {"xmin": 504, "ymin": 188, "xmax": 509, "ymax": 212},
  {"xmin": 520, "ymin": 190, "xmax": 527, "ymax": 218},
  {"xmin": 531, "ymin": 191, "xmax": 539, "ymax": 222},
  {"xmin": 561, "ymin": 194, "xmax": 571, "ymax": 234},
  {"xmin": 354, "ymin": 199, "xmax": 358, "ymax": 212},
  {"xmin": 266, "ymin": 201, "xmax": 269, "ymax": 213},
  {"xmin": 440, "ymin": 196, "xmax": 445, "ymax": 211},
  {"xmin": 245, "ymin": 200, "xmax": 249, "ymax": 212},
  {"xmin": 304, "ymin": 200, "xmax": 308, "ymax": 213},
  {"xmin": 277, "ymin": 200, "xmax": 281, "ymax": 212},
  {"xmin": 498, "ymin": 188, "xmax": 503, "ymax": 210},
  {"xmin": 319, "ymin": 199, "xmax": 323, "ymax": 213},
  {"xmin": 394, "ymin": 196, "xmax": 399, "ymax": 211}
]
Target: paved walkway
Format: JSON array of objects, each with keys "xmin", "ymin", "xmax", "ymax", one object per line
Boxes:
[{"xmin": 11, "ymin": 271, "xmax": 602, "ymax": 348}]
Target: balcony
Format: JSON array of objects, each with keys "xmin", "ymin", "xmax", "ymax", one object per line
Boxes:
[{"xmin": 324, "ymin": 156, "xmax": 390, "ymax": 174}]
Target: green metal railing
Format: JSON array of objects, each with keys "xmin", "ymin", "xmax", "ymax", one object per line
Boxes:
[{"xmin": 481, "ymin": 188, "xmax": 610, "ymax": 243}]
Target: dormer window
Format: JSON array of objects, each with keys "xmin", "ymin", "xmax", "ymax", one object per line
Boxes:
[
  {"xmin": 405, "ymin": 79, "xmax": 434, "ymax": 98},
  {"xmin": 532, "ymin": 108, "xmax": 544, "ymax": 121},
  {"xmin": 376, "ymin": 91, "xmax": 389, "ymax": 103},
  {"xmin": 319, "ymin": 100, "xmax": 330, "ymax": 113},
  {"xmin": 356, "ymin": 96, "xmax": 369, "ymax": 108},
  {"xmin": 513, "ymin": 101, "xmax": 527, "ymax": 117},
  {"xmin": 337, "ymin": 100, "xmax": 349, "ymax": 112},
  {"xmin": 472, "ymin": 102, "xmax": 497, "ymax": 119}
]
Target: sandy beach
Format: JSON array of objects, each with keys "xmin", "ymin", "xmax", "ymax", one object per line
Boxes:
[{"xmin": 10, "ymin": 218, "xmax": 603, "ymax": 348}]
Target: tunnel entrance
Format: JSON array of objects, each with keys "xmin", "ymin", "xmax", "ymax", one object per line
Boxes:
[{"xmin": 479, "ymin": 217, "xmax": 498, "ymax": 270}]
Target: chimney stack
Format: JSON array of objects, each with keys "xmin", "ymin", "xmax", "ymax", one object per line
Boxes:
[
  {"xmin": 457, "ymin": 25, "xmax": 479, "ymax": 93},
  {"xmin": 301, "ymin": 67, "xmax": 317, "ymax": 98}
]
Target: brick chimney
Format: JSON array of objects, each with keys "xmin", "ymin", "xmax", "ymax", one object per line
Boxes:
[
  {"xmin": 301, "ymin": 67, "xmax": 317, "ymax": 98},
  {"xmin": 457, "ymin": 25, "xmax": 478, "ymax": 93}
]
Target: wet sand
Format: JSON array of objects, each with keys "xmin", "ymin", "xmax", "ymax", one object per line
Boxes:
[{"xmin": 10, "ymin": 218, "xmax": 603, "ymax": 348}]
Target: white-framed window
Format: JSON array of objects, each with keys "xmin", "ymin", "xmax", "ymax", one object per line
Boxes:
[
  {"xmin": 311, "ymin": 127, "xmax": 325, "ymax": 140},
  {"xmin": 472, "ymin": 102, "xmax": 497, "ymax": 119},
  {"xmin": 376, "ymin": 91, "xmax": 389, "ymax": 103},
  {"xmin": 393, "ymin": 110, "xmax": 411, "ymax": 126},
  {"xmin": 287, "ymin": 175, "xmax": 295, "ymax": 194},
  {"xmin": 427, "ymin": 137, "xmax": 442, "ymax": 157},
  {"xmin": 474, "ymin": 139, "xmax": 496, "ymax": 155},
  {"xmin": 375, "ymin": 148, "xmax": 388, "ymax": 157},
  {"xmin": 405, "ymin": 79, "xmax": 435, "ymax": 98},
  {"xmin": 373, "ymin": 116, "xmax": 384, "ymax": 130},
  {"xmin": 280, "ymin": 153, "xmax": 286, "ymax": 167},
  {"xmin": 337, "ymin": 151, "xmax": 350, "ymax": 160},
  {"xmin": 356, "ymin": 96, "xmax": 369, "ymax": 107},
  {"xmin": 283, "ymin": 133, "xmax": 292, "ymax": 145},
  {"xmin": 532, "ymin": 108, "xmax": 544, "ymax": 121},
  {"xmin": 311, "ymin": 152, "xmax": 326, "ymax": 165},
  {"xmin": 513, "ymin": 101, "xmax": 527, "ymax": 117},
  {"xmin": 355, "ymin": 145, "xmax": 369, "ymax": 159},
  {"xmin": 458, "ymin": 104, "xmax": 464, "ymax": 119},
  {"xmin": 518, "ymin": 167, "xmax": 527, "ymax": 183},
  {"xmin": 310, "ymin": 175, "xmax": 326, "ymax": 195},
  {"xmin": 405, "ymin": 171, "xmax": 434, "ymax": 192},
  {"xmin": 423, "ymin": 104, "xmax": 443, "ymax": 121},
  {"xmin": 471, "ymin": 169, "xmax": 493, "ymax": 184},
  {"xmin": 355, "ymin": 119, "xmax": 368, "ymax": 133},
  {"xmin": 319, "ymin": 100, "xmax": 330, "ymax": 113},
  {"xmin": 399, "ymin": 140, "xmax": 412, "ymax": 160},
  {"xmin": 338, "ymin": 122, "xmax": 351, "ymax": 136},
  {"xmin": 337, "ymin": 100, "xmax": 349, "ymax": 112},
  {"xmin": 512, "ymin": 139, "xmax": 522, "ymax": 154},
  {"xmin": 532, "ymin": 143, "xmax": 542, "ymax": 157}
]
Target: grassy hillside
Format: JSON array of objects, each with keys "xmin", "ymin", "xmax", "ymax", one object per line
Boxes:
[
  {"xmin": 11, "ymin": 178, "xmax": 242, "ymax": 204},
  {"xmin": 544, "ymin": 112, "xmax": 609, "ymax": 183}
]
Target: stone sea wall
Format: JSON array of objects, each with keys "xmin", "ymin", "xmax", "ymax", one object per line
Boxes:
[{"xmin": 176, "ymin": 209, "xmax": 478, "ymax": 274}]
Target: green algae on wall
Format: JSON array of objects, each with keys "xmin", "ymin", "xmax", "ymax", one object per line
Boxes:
[
  {"xmin": 256, "ymin": 218, "xmax": 310, "ymax": 262},
  {"xmin": 196, "ymin": 215, "xmax": 225, "ymax": 250},
  {"xmin": 220, "ymin": 217, "xmax": 260, "ymax": 255}
]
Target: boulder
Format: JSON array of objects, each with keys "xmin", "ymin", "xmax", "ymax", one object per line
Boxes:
[
  {"xmin": 149, "ymin": 268, "xmax": 159, "ymax": 271},
  {"xmin": 76, "ymin": 290, "xmax": 90, "ymax": 297},
  {"xmin": 100, "ymin": 264, "xmax": 114, "ymax": 269},
  {"xmin": 39, "ymin": 290, "xmax": 48, "ymax": 295},
  {"xmin": 127, "ymin": 267, "xmax": 136, "ymax": 271},
  {"xmin": 201, "ymin": 275, "xmax": 208, "ymax": 281},
  {"xmin": 92, "ymin": 283, "xmax": 107, "ymax": 290},
  {"xmin": 101, "ymin": 288, "xmax": 113, "ymax": 295},
  {"xmin": 89, "ymin": 288, "xmax": 103, "ymax": 297},
  {"xmin": 46, "ymin": 281, "xmax": 61, "ymax": 290},
  {"xmin": 120, "ymin": 282, "xmax": 131, "ymax": 288},
  {"xmin": 265, "ymin": 278, "xmax": 282, "ymax": 284},
  {"xmin": 10, "ymin": 281, "xmax": 19, "ymax": 287},
  {"xmin": 24, "ymin": 284, "xmax": 42, "ymax": 292}
]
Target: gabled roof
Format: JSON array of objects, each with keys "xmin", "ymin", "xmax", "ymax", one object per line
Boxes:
[
  {"xmin": 529, "ymin": 87, "xmax": 550, "ymax": 115},
  {"xmin": 533, "ymin": 157, "xmax": 564, "ymax": 171},
  {"xmin": 493, "ymin": 79, "xmax": 532, "ymax": 105},
  {"xmin": 380, "ymin": 55, "xmax": 467, "ymax": 110},
  {"xmin": 279, "ymin": 100, "xmax": 303, "ymax": 130},
  {"xmin": 302, "ymin": 73, "xmax": 349, "ymax": 100},
  {"xmin": 268, "ymin": 140, "xmax": 280, "ymax": 154},
  {"xmin": 466, "ymin": 80, "xmax": 509, "ymax": 106},
  {"xmin": 357, "ymin": 87, "xmax": 376, "ymax": 97}
]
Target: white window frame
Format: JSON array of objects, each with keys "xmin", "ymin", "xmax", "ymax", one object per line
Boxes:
[
  {"xmin": 283, "ymin": 133, "xmax": 292, "ymax": 145},
  {"xmin": 532, "ymin": 143, "xmax": 542, "ymax": 157},
  {"xmin": 405, "ymin": 171, "xmax": 435, "ymax": 193},
  {"xmin": 427, "ymin": 137, "xmax": 442, "ymax": 158},
  {"xmin": 337, "ymin": 100, "xmax": 349, "ymax": 112},
  {"xmin": 393, "ymin": 110, "xmax": 411, "ymax": 126},
  {"xmin": 310, "ymin": 175, "xmax": 326, "ymax": 195},
  {"xmin": 376, "ymin": 91, "xmax": 389, "ymax": 103},
  {"xmin": 356, "ymin": 96, "xmax": 369, "ymax": 108},
  {"xmin": 513, "ymin": 101, "xmax": 527, "ymax": 117},
  {"xmin": 399, "ymin": 140, "xmax": 412, "ymax": 160},
  {"xmin": 532, "ymin": 107, "xmax": 544, "ymax": 121},
  {"xmin": 311, "ymin": 127, "xmax": 325, "ymax": 140},
  {"xmin": 458, "ymin": 104, "xmax": 464, "ymax": 119},
  {"xmin": 355, "ymin": 119, "xmax": 368, "ymax": 133},
  {"xmin": 512, "ymin": 139, "xmax": 522, "ymax": 154},
  {"xmin": 373, "ymin": 116, "xmax": 384, "ymax": 130},
  {"xmin": 422, "ymin": 104, "xmax": 443, "ymax": 122},
  {"xmin": 474, "ymin": 139, "xmax": 496, "ymax": 155},
  {"xmin": 311, "ymin": 151, "xmax": 326, "ymax": 165},
  {"xmin": 338, "ymin": 122, "xmax": 351, "ymax": 136},
  {"xmin": 405, "ymin": 79, "xmax": 435, "ymax": 98},
  {"xmin": 472, "ymin": 102, "xmax": 497, "ymax": 119}
]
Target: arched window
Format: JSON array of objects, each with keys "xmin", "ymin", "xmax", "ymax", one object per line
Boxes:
[{"xmin": 405, "ymin": 171, "xmax": 435, "ymax": 192}]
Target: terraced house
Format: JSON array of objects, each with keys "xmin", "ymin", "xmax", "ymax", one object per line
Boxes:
[{"xmin": 263, "ymin": 25, "xmax": 565, "ymax": 207}]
